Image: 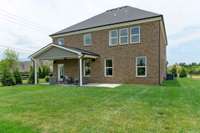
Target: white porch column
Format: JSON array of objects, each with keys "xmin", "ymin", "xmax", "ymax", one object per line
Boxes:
[
  {"xmin": 34, "ymin": 59, "xmax": 38, "ymax": 84},
  {"xmin": 79, "ymin": 57, "xmax": 83, "ymax": 86}
]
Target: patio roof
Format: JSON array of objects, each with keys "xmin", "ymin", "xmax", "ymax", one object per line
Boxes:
[{"xmin": 30, "ymin": 43, "xmax": 99, "ymax": 60}]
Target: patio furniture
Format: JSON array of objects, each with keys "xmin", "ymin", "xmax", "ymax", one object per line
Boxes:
[
  {"xmin": 63, "ymin": 76, "xmax": 73, "ymax": 84},
  {"xmin": 49, "ymin": 75, "xmax": 57, "ymax": 84}
]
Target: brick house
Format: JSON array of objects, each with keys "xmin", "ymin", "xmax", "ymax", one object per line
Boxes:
[{"xmin": 30, "ymin": 6, "xmax": 167, "ymax": 85}]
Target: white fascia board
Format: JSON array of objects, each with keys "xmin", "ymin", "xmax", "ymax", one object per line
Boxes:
[{"xmin": 30, "ymin": 43, "xmax": 82, "ymax": 59}]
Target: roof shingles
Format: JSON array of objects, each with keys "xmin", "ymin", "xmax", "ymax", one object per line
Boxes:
[{"xmin": 50, "ymin": 6, "xmax": 161, "ymax": 36}]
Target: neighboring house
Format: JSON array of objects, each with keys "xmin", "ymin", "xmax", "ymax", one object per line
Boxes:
[
  {"xmin": 19, "ymin": 61, "xmax": 53, "ymax": 73},
  {"xmin": 30, "ymin": 6, "xmax": 167, "ymax": 85},
  {"xmin": 19, "ymin": 61, "xmax": 31, "ymax": 73}
]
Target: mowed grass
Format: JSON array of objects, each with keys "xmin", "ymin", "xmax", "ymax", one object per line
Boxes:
[{"xmin": 0, "ymin": 79, "xmax": 200, "ymax": 132}]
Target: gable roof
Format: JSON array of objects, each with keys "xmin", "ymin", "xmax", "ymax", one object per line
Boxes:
[
  {"xmin": 50, "ymin": 6, "xmax": 161, "ymax": 36},
  {"xmin": 30, "ymin": 43, "xmax": 99, "ymax": 59}
]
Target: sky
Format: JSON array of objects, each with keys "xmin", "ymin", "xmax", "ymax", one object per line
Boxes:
[{"xmin": 0, "ymin": 0, "xmax": 199, "ymax": 65}]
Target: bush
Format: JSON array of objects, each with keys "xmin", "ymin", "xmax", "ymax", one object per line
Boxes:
[
  {"xmin": 171, "ymin": 65, "xmax": 178, "ymax": 77},
  {"xmin": 38, "ymin": 65, "xmax": 50, "ymax": 79},
  {"xmin": 38, "ymin": 67, "xmax": 43, "ymax": 78},
  {"xmin": 1, "ymin": 70, "xmax": 15, "ymax": 86},
  {"xmin": 179, "ymin": 68, "xmax": 187, "ymax": 78},
  {"xmin": 28, "ymin": 66, "xmax": 38, "ymax": 84},
  {"xmin": 42, "ymin": 65, "xmax": 50, "ymax": 78},
  {"xmin": 13, "ymin": 70, "xmax": 22, "ymax": 84},
  {"xmin": 45, "ymin": 76, "xmax": 49, "ymax": 82}
]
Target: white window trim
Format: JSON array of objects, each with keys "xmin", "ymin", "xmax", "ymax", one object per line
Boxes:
[
  {"xmin": 83, "ymin": 33, "xmax": 92, "ymax": 46},
  {"xmin": 109, "ymin": 30, "xmax": 118, "ymax": 46},
  {"xmin": 57, "ymin": 38, "xmax": 64, "ymax": 46},
  {"xmin": 83, "ymin": 59, "xmax": 91, "ymax": 77},
  {"xmin": 130, "ymin": 26, "xmax": 141, "ymax": 44},
  {"xmin": 104, "ymin": 58, "xmax": 113, "ymax": 77},
  {"xmin": 119, "ymin": 28, "xmax": 129, "ymax": 45},
  {"xmin": 136, "ymin": 56, "xmax": 147, "ymax": 77}
]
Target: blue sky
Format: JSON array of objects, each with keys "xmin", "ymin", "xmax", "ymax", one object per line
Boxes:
[{"xmin": 0, "ymin": 0, "xmax": 199, "ymax": 65}]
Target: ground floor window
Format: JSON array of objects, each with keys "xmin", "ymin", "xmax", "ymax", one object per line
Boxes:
[
  {"xmin": 105, "ymin": 59, "xmax": 113, "ymax": 77},
  {"xmin": 136, "ymin": 56, "xmax": 147, "ymax": 77},
  {"xmin": 83, "ymin": 59, "xmax": 91, "ymax": 77}
]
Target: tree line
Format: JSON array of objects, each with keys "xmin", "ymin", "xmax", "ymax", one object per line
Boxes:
[{"xmin": 168, "ymin": 62, "xmax": 200, "ymax": 78}]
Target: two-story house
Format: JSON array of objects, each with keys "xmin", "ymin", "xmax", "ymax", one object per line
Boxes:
[{"xmin": 30, "ymin": 6, "xmax": 167, "ymax": 85}]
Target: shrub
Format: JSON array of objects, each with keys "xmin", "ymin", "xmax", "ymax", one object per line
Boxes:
[
  {"xmin": 1, "ymin": 70, "xmax": 15, "ymax": 86},
  {"xmin": 42, "ymin": 65, "xmax": 50, "ymax": 78},
  {"xmin": 179, "ymin": 68, "xmax": 187, "ymax": 78},
  {"xmin": 28, "ymin": 66, "xmax": 38, "ymax": 84},
  {"xmin": 171, "ymin": 65, "xmax": 178, "ymax": 77},
  {"xmin": 45, "ymin": 76, "xmax": 49, "ymax": 82},
  {"xmin": 38, "ymin": 65, "xmax": 50, "ymax": 79},
  {"xmin": 13, "ymin": 70, "xmax": 22, "ymax": 84},
  {"xmin": 38, "ymin": 67, "xmax": 43, "ymax": 78}
]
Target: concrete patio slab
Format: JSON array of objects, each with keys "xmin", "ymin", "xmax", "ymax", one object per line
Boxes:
[{"xmin": 84, "ymin": 83, "xmax": 121, "ymax": 88}]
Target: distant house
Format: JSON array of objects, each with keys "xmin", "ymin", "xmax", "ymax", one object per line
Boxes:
[
  {"xmin": 19, "ymin": 61, "xmax": 31, "ymax": 73},
  {"xmin": 19, "ymin": 61, "xmax": 53, "ymax": 73},
  {"xmin": 30, "ymin": 6, "xmax": 167, "ymax": 85}
]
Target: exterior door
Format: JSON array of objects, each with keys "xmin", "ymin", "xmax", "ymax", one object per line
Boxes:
[{"xmin": 57, "ymin": 64, "xmax": 64, "ymax": 81}]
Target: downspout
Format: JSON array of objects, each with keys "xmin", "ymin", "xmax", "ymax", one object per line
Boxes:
[
  {"xmin": 31, "ymin": 58, "xmax": 38, "ymax": 85},
  {"xmin": 78, "ymin": 54, "xmax": 83, "ymax": 86},
  {"xmin": 158, "ymin": 21, "xmax": 161, "ymax": 85}
]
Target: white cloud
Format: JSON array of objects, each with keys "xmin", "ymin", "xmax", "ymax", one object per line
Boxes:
[{"xmin": 168, "ymin": 26, "xmax": 200, "ymax": 48}]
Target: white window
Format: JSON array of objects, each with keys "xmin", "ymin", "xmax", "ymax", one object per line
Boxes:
[
  {"xmin": 83, "ymin": 33, "xmax": 92, "ymax": 46},
  {"xmin": 104, "ymin": 59, "xmax": 113, "ymax": 77},
  {"xmin": 57, "ymin": 38, "xmax": 64, "ymax": 45},
  {"xmin": 119, "ymin": 28, "xmax": 129, "ymax": 45},
  {"xmin": 130, "ymin": 26, "xmax": 140, "ymax": 44},
  {"xmin": 109, "ymin": 30, "xmax": 118, "ymax": 46},
  {"xmin": 136, "ymin": 56, "xmax": 147, "ymax": 77},
  {"xmin": 83, "ymin": 59, "xmax": 91, "ymax": 77}
]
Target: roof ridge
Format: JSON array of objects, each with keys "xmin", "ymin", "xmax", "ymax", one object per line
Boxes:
[{"xmin": 106, "ymin": 6, "xmax": 129, "ymax": 12}]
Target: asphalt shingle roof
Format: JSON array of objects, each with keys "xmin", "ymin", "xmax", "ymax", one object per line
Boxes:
[
  {"xmin": 50, "ymin": 6, "xmax": 161, "ymax": 36},
  {"xmin": 65, "ymin": 46, "xmax": 100, "ymax": 56}
]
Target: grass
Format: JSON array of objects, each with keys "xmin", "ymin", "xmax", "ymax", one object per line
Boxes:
[
  {"xmin": 191, "ymin": 74, "xmax": 200, "ymax": 79},
  {"xmin": 22, "ymin": 78, "xmax": 47, "ymax": 84},
  {"xmin": 0, "ymin": 78, "xmax": 200, "ymax": 132}
]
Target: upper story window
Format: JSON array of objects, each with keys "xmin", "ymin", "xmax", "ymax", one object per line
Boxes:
[
  {"xmin": 136, "ymin": 56, "xmax": 147, "ymax": 77},
  {"xmin": 83, "ymin": 59, "xmax": 91, "ymax": 77},
  {"xmin": 109, "ymin": 30, "xmax": 118, "ymax": 46},
  {"xmin": 57, "ymin": 38, "xmax": 64, "ymax": 46},
  {"xmin": 130, "ymin": 26, "xmax": 140, "ymax": 44},
  {"xmin": 104, "ymin": 59, "xmax": 113, "ymax": 77},
  {"xmin": 83, "ymin": 33, "xmax": 92, "ymax": 46},
  {"xmin": 119, "ymin": 28, "xmax": 129, "ymax": 45}
]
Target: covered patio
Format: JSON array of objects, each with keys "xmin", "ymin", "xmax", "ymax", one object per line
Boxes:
[{"xmin": 30, "ymin": 43, "xmax": 99, "ymax": 86}]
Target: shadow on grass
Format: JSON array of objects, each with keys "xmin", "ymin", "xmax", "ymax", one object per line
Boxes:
[{"xmin": 162, "ymin": 79, "xmax": 181, "ymax": 87}]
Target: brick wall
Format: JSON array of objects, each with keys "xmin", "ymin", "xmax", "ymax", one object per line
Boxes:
[{"xmin": 53, "ymin": 20, "xmax": 166, "ymax": 85}]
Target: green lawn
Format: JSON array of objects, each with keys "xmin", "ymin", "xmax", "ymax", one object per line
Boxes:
[{"xmin": 0, "ymin": 79, "xmax": 200, "ymax": 133}]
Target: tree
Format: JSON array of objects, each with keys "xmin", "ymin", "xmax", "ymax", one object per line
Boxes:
[
  {"xmin": 170, "ymin": 65, "xmax": 178, "ymax": 77},
  {"xmin": 0, "ymin": 49, "xmax": 19, "ymax": 86},
  {"xmin": 13, "ymin": 69, "xmax": 22, "ymax": 84},
  {"xmin": 1, "ymin": 68, "xmax": 15, "ymax": 86},
  {"xmin": 179, "ymin": 67, "xmax": 187, "ymax": 78},
  {"xmin": 2, "ymin": 49, "xmax": 19, "ymax": 71},
  {"xmin": 179, "ymin": 62, "xmax": 186, "ymax": 67}
]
